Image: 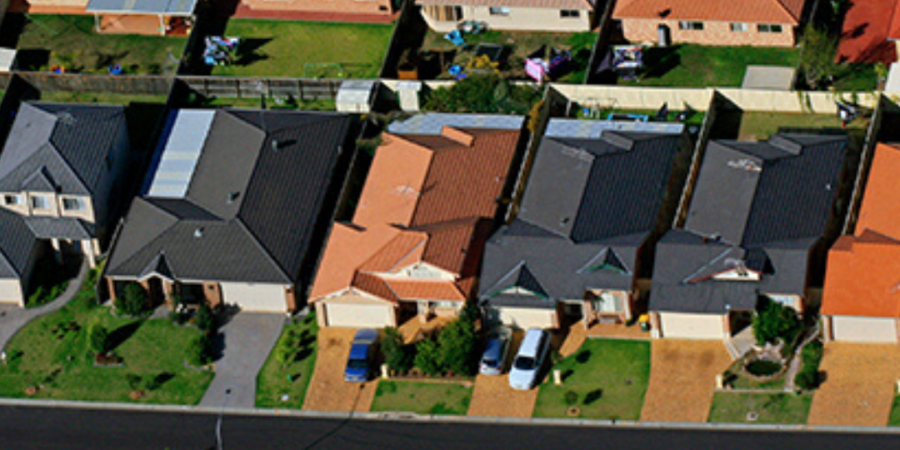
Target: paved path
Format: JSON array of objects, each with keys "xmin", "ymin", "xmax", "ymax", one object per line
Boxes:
[
  {"xmin": 641, "ymin": 340, "xmax": 732, "ymax": 423},
  {"xmin": 199, "ymin": 313, "xmax": 285, "ymax": 409},
  {"xmin": 808, "ymin": 343, "xmax": 900, "ymax": 426},
  {"xmin": 303, "ymin": 328, "xmax": 379, "ymax": 412},
  {"xmin": 0, "ymin": 261, "xmax": 88, "ymax": 352}
]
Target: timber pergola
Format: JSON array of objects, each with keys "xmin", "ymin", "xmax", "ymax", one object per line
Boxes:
[{"xmin": 86, "ymin": 0, "xmax": 198, "ymax": 36}]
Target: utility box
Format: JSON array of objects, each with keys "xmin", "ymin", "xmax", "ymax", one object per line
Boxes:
[
  {"xmin": 336, "ymin": 80, "xmax": 379, "ymax": 113},
  {"xmin": 397, "ymin": 81, "xmax": 424, "ymax": 112}
]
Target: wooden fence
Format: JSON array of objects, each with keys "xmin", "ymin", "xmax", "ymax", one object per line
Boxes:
[{"xmin": 177, "ymin": 76, "xmax": 343, "ymax": 100}]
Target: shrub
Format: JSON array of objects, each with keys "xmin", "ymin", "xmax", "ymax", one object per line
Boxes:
[
  {"xmin": 382, "ymin": 327, "xmax": 414, "ymax": 373},
  {"xmin": 125, "ymin": 373, "xmax": 143, "ymax": 391},
  {"xmin": 437, "ymin": 314, "xmax": 479, "ymax": 376},
  {"xmin": 753, "ymin": 298, "xmax": 801, "ymax": 345},
  {"xmin": 115, "ymin": 282, "xmax": 149, "ymax": 317},
  {"xmin": 88, "ymin": 323, "xmax": 109, "ymax": 354},
  {"xmin": 798, "ymin": 25, "xmax": 840, "ymax": 90},
  {"xmin": 414, "ymin": 339, "xmax": 442, "ymax": 376},
  {"xmin": 801, "ymin": 340, "xmax": 824, "ymax": 366},
  {"xmin": 194, "ymin": 303, "xmax": 216, "ymax": 333},
  {"xmin": 186, "ymin": 333, "xmax": 213, "ymax": 367},
  {"xmin": 564, "ymin": 390, "xmax": 579, "ymax": 406},
  {"xmin": 423, "ymin": 75, "xmax": 541, "ymax": 115},
  {"xmin": 795, "ymin": 366, "xmax": 821, "ymax": 390},
  {"xmin": 745, "ymin": 360, "xmax": 782, "ymax": 376}
]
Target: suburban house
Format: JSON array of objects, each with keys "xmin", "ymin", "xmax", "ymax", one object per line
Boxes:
[
  {"xmin": 309, "ymin": 113, "xmax": 525, "ymax": 328},
  {"xmin": 418, "ymin": 0, "xmax": 595, "ymax": 33},
  {"xmin": 104, "ymin": 109, "xmax": 356, "ymax": 312},
  {"xmin": 822, "ymin": 143, "xmax": 900, "ymax": 343},
  {"xmin": 236, "ymin": 0, "xmax": 395, "ymax": 22},
  {"xmin": 836, "ymin": 0, "xmax": 900, "ymax": 64},
  {"xmin": 0, "ymin": 101, "xmax": 133, "ymax": 306},
  {"xmin": 478, "ymin": 119, "xmax": 689, "ymax": 330},
  {"xmin": 649, "ymin": 133, "xmax": 847, "ymax": 341},
  {"xmin": 613, "ymin": 0, "xmax": 807, "ymax": 47}
]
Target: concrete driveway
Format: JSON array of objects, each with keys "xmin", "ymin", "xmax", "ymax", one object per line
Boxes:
[
  {"xmin": 467, "ymin": 331, "xmax": 539, "ymax": 418},
  {"xmin": 199, "ymin": 312, "xmax": 285, "ymax": 409},
  {"xmin": 641, "ymin": 340, "xmax": 732, "ymax": 423},
  {"xmin": 303, "ymin": 327, "xmax": 378, "ymax": 412},
  {"xmin": 808, "ymin": 343, "xmax": 900, "ymax": 426}
]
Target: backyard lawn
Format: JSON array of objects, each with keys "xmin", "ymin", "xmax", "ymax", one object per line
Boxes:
[
  {"xmin": 708, "ymin": 392, "xmax": 813, "ymax": 424},
  {"xmin": 39, "ymin": 91, "xmax": 169, "ymax": 105},
  {"xmin": 621, "ymin": 45, "xmax": 800, "ymax": 88},
  {"xmin": 736, "ymin": 111, "xmax": 866, "ymax": 141},
  {"xmin": 14, "ymin": 14, "xmax": 185, "ymax": 74},
  {"xmin": 0, "ymin": 269, "xmax": 213, "ymax": 404},
  {"xmin": 185, "ymin": 94, "xmax": 336, "ymax": 111},
  {"xmin": 533, "ymin": 339, "xmax": 650, "ymax": 420},
  {"xmin": 256, "ymin": 314, "xmax": 319, "ymax": 409},
  {"xmin": 370, "ymin": 381, "xmax": 473, "ymax": 415},
  {"xmin": 213, "ymin": 20, "xmax": 392, "ymax": 78}
]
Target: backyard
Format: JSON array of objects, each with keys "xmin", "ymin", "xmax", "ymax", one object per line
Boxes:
[
  {"xmin": 184, "ymin": 93, "xmax": 336, "ymax": 111},
  {"xmin": 370, "ymin": 381, "xmax": 473, "ymax": 415},
  {"xmin": 532, "ymin": 339, "xmax": 650, "ymax": 420},
  {"xmin": 212, "ymin": 20, "xmax": 392, "ymax": 78},
  {"xmin": 708, "ymin": 392, "xmax": 813, "ymax": 424},
  {"xmin": 620, "ymin": 45, "xmax": 800, "ymax": 88},
  {"xmin": 572, "ymin": 106, "xmax": 706, "ymax": 127},
  {"xmin": 734, "ymin": 111, "xmax": 868, "ymax": 141},
  {"xmin": 419, "ymin": 30, "xmax": 595, "ymax": 83},
  {"xmin": 0, "ymin": 268, "xmax": 213, "ymax": 404},
  {"xmin": 256, "ymin": 314, "xmax": 319, "ymax": 409},
  {"xmin": 12, "ymin": 14, "xmax": 185, "ymax": 74},
  {"xmin": 39, "ymin": 91, "xmax": 169, "ymax": 105}
]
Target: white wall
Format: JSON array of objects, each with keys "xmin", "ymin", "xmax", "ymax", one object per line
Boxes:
[
  {"xmin": 831, "ymin": 316, "xmax": 898, "ymax": 343},
  {"xmin": 220, "ymin": 282, "xmax": 287, "ymax": 312},
  {"xmin": 0, "ymin": 278, "xmax": 24, "ymax": 306}
]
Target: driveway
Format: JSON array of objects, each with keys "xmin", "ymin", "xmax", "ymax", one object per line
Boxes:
[
  {"xmin": 303, "ymin": 327, "xmax": 378, "ymax": 412},
  {"xmin": 807, "ymin": 343, "xmax": 900, "ymax": 426},
  {"xmin": 641, "ymin": 340, "xmax": 732, "ymax": 423},
  {"xmin": 199, "ymin": 312, "xmax": 285, "ymax": 409},
  {"xmin": 0, "ymin": 261, "xmax": 88, "ymax": 352},
  {"xmin": 467, "ymin": 332, "xmax": 539, "ymax": 418}
]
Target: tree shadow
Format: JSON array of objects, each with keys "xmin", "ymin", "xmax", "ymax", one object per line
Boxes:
[
  {"xmin": 15, "ymin": 48, "xmax": 50, "ymax": 71},
  {"xmin": 211, "ymin": 331, "xmax": 225, "ymax": 362},
  {"xmin": 108, "ymin": 321, "xmax": 143, "ymax": 350},
  {"xmin": 575, "ymin": 349, "xmax": 592, "ymax": 364},
  {"xmin": 233, "ymin": 38, "xmax": 272, "ymax": 67},
  {"xmin": 636, "ymin": 45, "xmax": 682, "ymax": 80}
]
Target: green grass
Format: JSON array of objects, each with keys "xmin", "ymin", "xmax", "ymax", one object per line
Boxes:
[
  {"xmin": 722, "ymin": 359, "xmax": 786, "ymax": 391},
  {"xmin": 889, "ymin": 397, "xmax": 900, "ymax": 426},
  {"xmin": 255, "ymin": 314, "xmax": 319, "ymax": 409},
  {"xmin": 15, "ymin": 14, "xmax": 185, "ymax": 74},
  {"xmin": 737, "ymin": 112, "xmax": 866, "ymax": 141},
  {"xmin": 709, "ymin": 392, "xmax": 812, "ymax": 424},
  {"xmin": 0, "ymin": 270, "xmax": 213, "ymax": 404},
  {"xmin": 39, "ymin": 91, "xmax": 169, "ymax": 105},
  {"xmin": 622, "ymin": 44, "xmax": 800, "ymax": 88},
  {"xmin": 370, "ymin": 381, "xmax": 472, "ymax": 415},
  {"xmin": 533, "ymin": 339, "xmax": 650, "ymax": 420},
  {"xmin": 187, "ymin": 95, "xmax": 336, "ymax": 111},
  {"xmin": 212, "ymin": 20, "xmax": 392, "ymax": 78}
]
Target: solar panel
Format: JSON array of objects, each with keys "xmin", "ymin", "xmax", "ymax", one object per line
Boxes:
[
  {"xmin": 387, "ymin": 113, "xmax": 524, "ymax": 135},
  {"xmin": 147, "ymin": 110, "xmax": 214, "ymax": 198},
  {"xmin": 545, "ymin": 118, "xmax": 684, "ymax": 138}
]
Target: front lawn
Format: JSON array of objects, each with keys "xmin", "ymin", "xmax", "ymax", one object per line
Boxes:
[
  {"xmin": 0, "ymin": 269, "xmax": 213, "ymax": 404},
  {"xmin": 533, "ymin": 339, "xmax": 650, "ymax": 420},
  {"xmin": 708, "ymin": 392, "xmax": 812, "ymax": 424},
  {"xmin": 256, "ymin": 314, "xmax": 319, "ymax": 409},
  {"xmin": 370, "ymin": 381, "xmax": 472, "ymax": 415},
  {"xmin": 212, "ymin": 20, "xmax": 392, "ymax": 78},
  {"xmin": 14, "ymin": 14, "xmax": 185, "ymax": 74},
  {"xmin": 24, "ymin": 255, "xmax": 80, "ymax": 308},
  {"xmin": 621, "ymin": 44, "xmax": 800, "ymax": 88},
  {"xmin": 889, "ymin": 397, "xmax": 900, "ymax": 426}
]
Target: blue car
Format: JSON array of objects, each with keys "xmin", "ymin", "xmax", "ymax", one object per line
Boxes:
[{"xmin": 344, "ymin": 329, "xmax": 378, "ymax": 382}]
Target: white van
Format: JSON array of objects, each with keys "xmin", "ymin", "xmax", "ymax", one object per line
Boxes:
[{"xmin": 508, "ymin": 328, "xmax": 550, "ymax": 390}]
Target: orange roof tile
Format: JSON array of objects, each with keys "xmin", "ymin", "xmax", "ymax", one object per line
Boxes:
[
  {"xmin": 855, "ymin": 143, "xmax": 900, "ymax": 238},
  {"xmin": 614, "ymin": 0, "xmax": 804, "ymax": 24},
  {"xmin": 352, "ymin": 272, "xmax": 400, "ymax": 302},
  {"xmin": 309, "ymin": 223, "xmax": 401, "ymax": 300},
  {"xmin": 417, "ymin": 0, "xmax": 593, "ymax": 10},
  {"xmin": 358, "ymin": 231, "xmax": 427, "ymax": 273},
  {"xmin": 383, "ymin": 279, "xmax": 466, "ymax": 301}
]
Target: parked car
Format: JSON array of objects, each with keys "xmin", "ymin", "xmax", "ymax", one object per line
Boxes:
[
  {"xmin": 509, "ymin": 328, "xmax": 550, "ymax": 390},
  {"xmin": 344, "ymin": 329, "xmax": 378, "ymax": 382},
  {"xmin": 479, "ymin": 336, "xmax": 510, "ymax": 376}
]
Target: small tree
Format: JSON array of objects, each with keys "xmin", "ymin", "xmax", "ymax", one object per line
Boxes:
[
  {"xmin": 414, "ymin": 338, "xmax": 442, "ymax": 376},
  {"xmin": 186, "ymin": 333, "xmax": 213, "ymax": 366},
  {"xmin": 88, "ymin": 323, "xmax": 109, "ymax": 354},
  {"xmin": 437, "ymin": 314, "xmax": 479, "ymax": 376},
  {"xmin": 382, "ymin": 327, "xmax": 414, "ymax": 373},
  {"xmin": 798, "ymin": 25, "xmax": 840, "ymax": 90},
  {"xmin": 753, "ymin": 298, "xmax": 801, "ymax": 345},
  {"xmin": 194, "ymin": 302, "xmax": 216, "ymax": 333},
  {"xmin": 116, "ymin": 282, "xmax": 149, "ymax": 317}
]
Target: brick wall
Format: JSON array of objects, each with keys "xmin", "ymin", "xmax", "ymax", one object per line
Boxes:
[
  {"xmin": 622, "ymin": 18, "xmax": 796, "ymax": 47},
  {"xmin": 241, "ymin": 0, "xmax": 392, "ymax": 16}
]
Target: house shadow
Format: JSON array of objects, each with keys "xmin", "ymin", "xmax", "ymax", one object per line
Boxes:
[
  {"xmin": 0, "ymin": 13, "xmax": 26, "ymax": 48},
  {"xmin": 233, "ymin": 38, "xmax": 272, "ymax": 67},
  {"xmin": 14, "ymin": 48, "xmax": 50, "ymax": 71}
]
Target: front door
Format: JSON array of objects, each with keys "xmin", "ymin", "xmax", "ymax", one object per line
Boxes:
[{"xmin": 657, "ymin": 24, "xmax": 671, "ymax": 47}]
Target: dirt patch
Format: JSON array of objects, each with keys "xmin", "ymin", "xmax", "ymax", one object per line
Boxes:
[
  {"xmin": 303, "ymin": 328, "xmax": 378, "ymax": 412},
  {"xmin": 807, "ymin": 343, "xmax": 900, "ymax": 426},
  {"xmin": 641, "ymin": 340, "xmax": 732, "ymax": 422}
]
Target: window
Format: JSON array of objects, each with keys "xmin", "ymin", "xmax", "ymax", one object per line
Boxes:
[
  {"xmin": 560, "ymin": 9, "xmax": 580, "ymax": 18},
  {"xmin": 3, "ymin": 194, "xmax": 21, "ymax": 206},
  {"xmin": 730, "ymin": 22, "xmax": 748, "ymax": 32},
  {"xmin": 758, "ymin": 23, "xmax": 783, "ymax": 33},
  {"xmin": 62, "ymin": 197, "xmax": 84, "ymax": 211},
  {"xmin": 678, "ymin": 21, "xmax": 704, "ymax": 30},
  {"xmin": 489, "ymin": 6, "xmax": 510, "ymax": 15},
  {"xmin": 31, "ymin": 195, "xmax": 49, "ymax": 210}
]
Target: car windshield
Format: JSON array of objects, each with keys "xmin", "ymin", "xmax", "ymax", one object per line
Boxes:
[
  {"xmin": 482, "ymin": 358, "xmax": 499, "ymax": 367},
  {"xmin": 514, "ymin": 356, "xmax": 535, "ymax": 371},
  {"xmin": 347, "ymin": 358, "xmax": 368, "ymax": 370}
]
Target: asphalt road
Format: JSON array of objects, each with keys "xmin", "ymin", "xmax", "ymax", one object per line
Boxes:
[{"xmin": 1, "ymin": 405, "xmax": 899, "ymax": 450}]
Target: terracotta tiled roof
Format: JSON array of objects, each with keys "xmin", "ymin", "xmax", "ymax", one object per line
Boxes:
[
  {"xmin": 416, "ymin": 0, "xmax": 593, "ymax": 10},
  {"xmin": 889, "ymin": 1, "xmax": 900, "ymax": 39},
  {"xmin": 384, "ymin": 279, "xmax": 467, "ymax": 301},
  {"xmin": 822, "ymin": 144, "xmax": 900, "ymax": 318},
  {"xmin": 613, "ymin": 0, "xmax": 805, "ymax": 24},
  {"xmin": 358, "ymin": 231, "xmax": 427, "ymax": 273},
  {"xmin": 352, "ymin": 272, "xmax": 399, "ymax": 302}
]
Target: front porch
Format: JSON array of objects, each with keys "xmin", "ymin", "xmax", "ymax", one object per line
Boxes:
[{"xmin": 106, "ymin": 277, "xmax": 222, "ymax": 310}]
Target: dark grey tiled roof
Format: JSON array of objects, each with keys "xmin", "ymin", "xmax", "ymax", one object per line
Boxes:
[
  {"xmin": 0, "ymin": 208, "xmax": 39, "ymax": 278},
  {"xmin": 106, "ymin": 109, "xmax": 353, "ymax": 284},
  {"xmin": 0, "ymin": 102, "xmax": 126, "ymax": 196},
  {"xmin": 650, "ymin": 133, "xmax": 847, "ymax": 314},
  {"xmin": 480, "ymin": 126, "xmax": 683, "ymax": 306},
  {"xmin": 24, "ymin": 217, "xmax": 93, "ymax": 240}
]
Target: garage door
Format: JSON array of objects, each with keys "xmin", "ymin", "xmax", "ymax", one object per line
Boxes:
[
  {"xmin": 326, "ymin": 302, "xmax": 395, "ymax": 328},
  {"xmin": 220, "ymin": 282, "xmax": 286, "ymax": 312},
  {"xmin": 0, "ymin": 278, "xmax": 24, "ymax": 306},
  {"xmin": 832, "ymin": 316, "xmax": 898, "ymax": 343},
  {"xmin": 495, "ymin": 307, "xmax": 557, "ymax": 330},
  {"xmin": 659, "ymin": 312, "xmax": 725, "ymax": 339}
]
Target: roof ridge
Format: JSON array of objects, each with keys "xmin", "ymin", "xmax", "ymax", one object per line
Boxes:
[
  {"xmin": 46, "ymin": 107, "xmax": 124, "ymax": 192},
  {"xmin": 234, "ymin": 218, "xmax": 293, "ymax": 283},
  {"xmin": 770, "ymin": 0, "xmax": 800, "ymax": 22},
  {"xmin": 106, "ymin": 198, "xmax": 183, "ymax": 275}
]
